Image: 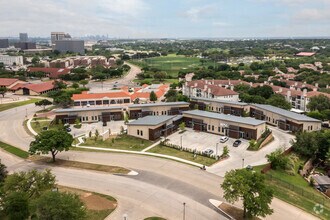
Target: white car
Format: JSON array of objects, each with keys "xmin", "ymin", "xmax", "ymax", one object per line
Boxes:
[
  {"xmin": 219, "ymin": 136, "xmax": 229, "ymax": 143},
  {"xmin": 203, "ymin": 148, "xmax": 214, "ymax": 155}
]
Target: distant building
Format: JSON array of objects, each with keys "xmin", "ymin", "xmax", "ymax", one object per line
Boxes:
[
  {"xmin": 14, "ymin": 42, "xmax": 36, "ymax": 50},
  {"xmin": 19, "ymin": 33, "xmax": 28, "ymax": 42},
  {"xmin": 51, "ymin": 32, "xmax": 70, "ymax": 45},
  {"xmin": 54, "ymin": 39, "xmax": 85, "ymax": 55},
  {"xmin": 0, "ymin": 39, "xmax": 9, "ymax": 48},
  {"xmin": 0, "ymin": 55, "xmax": 24, "ymax": 66},
  {"xmin": 0, "ymin": 78, "xmax": 25, "ymax": 89},
  {"xmin": 183, "ymin": 80, "xmax": 240, "ymax": 101},
  {"xmin": 296, "ymin": 52, "xmax": 316, "ymax": 57},
  {"xmin": 28, "ymin": 67, "xmax": 70, "ymax": 79},
  {"xmin": 12, "ymin": 81, "xmax": 59, "ymax": 96}
]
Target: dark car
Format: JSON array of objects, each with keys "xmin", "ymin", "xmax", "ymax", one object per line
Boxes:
[
  {"xmin": 233, "ymin": 139, "xmax": 242, "ymax": 147},
  {"xmin": 66, "ymin": 127, "xmax": 71, "ymax": 132}
]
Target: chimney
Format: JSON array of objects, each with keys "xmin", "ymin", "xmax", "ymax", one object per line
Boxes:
[
  {"xmin": 204, "ymin": 84, "xmax": 208, "ymax": 90},
  {"xmin": 326, "ymin": 85, "xmax": 329, "ymax": 89},
  {"xmin": 212, "ymin": 79, "xmax": 214, "ymax": 85},
  {"xmin": 194, "ymin": 82, "xmax": 197, "ymax": 87},
  {"xmin": 297, "ymin": 88, "xmax": 301, "ymax": 92},
  {"xmin": 205, "ymin": 80, "xmax": 208, "ymax": 84},
  {"xmin": 287, "ymin": 90, "xmax": 291, "ymax": 98},
  {"xmin": 249, "ymin": 82, "xmax": 253, "ymax": 86},
  {"xmin": 208, "ymin": 88, "xmax": 211, "ymax": 94},
  {"xmin": 313, "ymin": 88, "xmax": 317, "ymax": 92},
  {"xmin": 230, "ymin": 85, "xmax": 234, "ymax": 91},
  {"xmin": 315, "ymin": 83, "xmax": 319, "ymax": 87},
  {"xmin": 294, "ymin": 82, "xmax": 298, "ymax": 86},
  {"xmin": 270, "ymin": 82, "xmax": 274, "ymax": 86},
  {"xmin": 279, "ymin": 88, "xmax": 283, "ymax": 93},
  {"xmin": 303, "ymin": 89, "xmax": 307, "ymax": 96}
]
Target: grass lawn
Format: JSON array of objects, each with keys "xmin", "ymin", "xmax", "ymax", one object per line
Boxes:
[
  {"xmin": 31, "ymin": 155, "xmax": 130, "ymax": 174},
  {"xmin": 30, "ymin": 120, "xmax": 52, "ymax": 134},
  {"xmin": 147, "ymin": 145, "xmax": 217, "ymax": 166},
  {"xmin": 58, "ymin": 186, "xmax": 117, "ymax": 220},
  {"xmin": 130, "ymin": 54, "xmax": 216, "ymax": 78},
  {"xmin": 133, "ymin": 78, "xmax": 179, "ymax": 84},
  {"xmin": 0, "ymin": 98, "xmax": 39, "ymax": 112},
  {"xmin": 0, "ymin": 141, "xmax": 29, "ymax": 159},
  {"xmin": 82, "ymin": 134, "xmax": 153, "ymax": 151},
  {"xmin": 254, "ymin": 164, "xmax": 330, "ymax": 220}
]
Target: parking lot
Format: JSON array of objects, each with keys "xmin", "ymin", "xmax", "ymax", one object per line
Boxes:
[{"xmin": 167, "ymin": 128, "xmax": 249, "ymax": 157}]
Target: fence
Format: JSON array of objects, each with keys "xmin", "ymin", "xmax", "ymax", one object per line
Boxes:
[{"xmin": 264, "ymin": 173, "xmax": 328, "ymax": 206}]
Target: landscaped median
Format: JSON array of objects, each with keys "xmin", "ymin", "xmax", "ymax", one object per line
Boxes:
[
  {"xmin": 0, "ymin": 141, "xmax": 29, "ymax": 159},
  {"xmin": 0, "ymin": 98, "xmax": 40, "ymax": 112}
]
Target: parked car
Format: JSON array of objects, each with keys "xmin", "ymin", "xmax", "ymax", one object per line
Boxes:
[
  {"xmin": 66, "ymin": 127, "xmax": 71, "ymax": 132},
  {"xmin": 233, "ymin": 139, "xmax": 242, "ymax": 147},
  {"xmin": 219, "ymin": 136, "xmax": 229, "ymax": 143},
  {"xmin": 202, "ymin": 148, "xmax": 214, "ymax": 155}
]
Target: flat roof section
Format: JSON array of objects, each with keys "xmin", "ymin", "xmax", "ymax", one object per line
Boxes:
[
  {"xmin": 190, "ymin": 97, "xmax": 248, "ymax": 106},
  {"xmin": 251, "ymin": 104, "xmax": 320, "ymax": 122},
  {"xmin": 183, "ymin": 110, "xmax": 265, "ymax": 126},
  {"xmin": 55, "ymin": 106, "xmax": 123, "ymax": 113},
  {"xmin": 127, "ymin": 115, "xmax": 176, "ymax": 126},
  {"xmin": 128, "ymin": 102, "xmax": 189, "ymax": 108}
]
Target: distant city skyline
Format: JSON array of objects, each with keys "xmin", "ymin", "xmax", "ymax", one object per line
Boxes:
[{"xmin": 1, "ymin": 0, "xmax": 330, "ymax": 39}]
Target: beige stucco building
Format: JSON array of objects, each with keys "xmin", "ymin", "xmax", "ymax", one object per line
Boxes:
[
  {"xmin": 250, "ymin": 104, "xmax": 321, "ymax": 132},
  {"xmin": 183, "ymin": 110, "xmax": 266, "ymax": 140}
]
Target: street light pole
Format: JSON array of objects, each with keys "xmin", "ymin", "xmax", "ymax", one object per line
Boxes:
[
  {"xmin": 180, "ymin": 135, "xmax": 183, "ymax": 148},
  {"xmin": 183, "ymin": 202, "xmax": 186, "ymax": 220},
  {"xmin": 242, "ymin": 158, "xmax": 245, "ymax": 168},
  {"xmin": 216, "ymin": 143, "xmax": 219, "ymax": 157}
]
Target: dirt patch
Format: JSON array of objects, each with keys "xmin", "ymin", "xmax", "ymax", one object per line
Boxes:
[
  {"xmin": 80, "ymin": 193, "xmax": 117, "ymax": 210},
  {"xmin": 219, "ymin": 203, "xmax": 261, "ymax": 220},
  {"xmin": 58, "ymin": 186, "xmax": 117, "ymax": 211}
]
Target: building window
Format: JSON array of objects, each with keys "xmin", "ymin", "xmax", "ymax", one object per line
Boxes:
[
  {"xmin": 137, "ymin": 130, "xmax": 140, "ymax": 135},
  {"xmin": 208, "ymin": 125, "xmax": 210, "ymax": 130},
  {"xmin": 218, "ymin": 127, "xmax": 220, "ymax": 132},
  {"xmin": 161, "ymin": 111, "xmax": 164, "ymax": 115},
  {"xmin": 140, "ymin": 130, "xmax": 143, "ymax": 136},
  {"xmin": 273, "ymin": 119, "xmax": 275, "ymax": 123},
  {"xmin": 310, "ymin": 126, "xmax": 313, "ymax": 130},
  {"xmin": 212, "ymin": 125, "xmax": 214, "ymax": 131}
]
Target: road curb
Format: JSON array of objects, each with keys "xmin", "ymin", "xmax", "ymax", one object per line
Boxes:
[{"xmin": 209, "ymin": 199, "xmax": 234, "ymax": 220}]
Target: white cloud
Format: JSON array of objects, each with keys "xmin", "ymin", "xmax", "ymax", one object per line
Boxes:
[
  {"xmin": 292, "ymin": 8, "xmax": 330, "ymax": 23},
  {"xmin": 181, "ymin": 5, "xmax": 216, "ymax": 22},
  {"xmin": 0, "ymin": 0, "xmax": 149, "ymax": 37}
]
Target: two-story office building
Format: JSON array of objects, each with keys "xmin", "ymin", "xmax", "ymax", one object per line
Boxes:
[
  {"xmin": 182, "ymin": 110, "xmax": 266, "ymax": 140},
  {"xmin": 250, "ymin": 104, "xmax": 321, "ymax": 132},
  {"xmin": 127, "ymin": 102, "xmax": 190, "ymax": 119}
]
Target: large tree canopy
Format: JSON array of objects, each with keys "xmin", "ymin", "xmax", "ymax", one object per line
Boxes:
[
  {"xmin": 29, "ymin": 130, "xmax": 73, "ymax": 162},
  {"xmin": 221, "ymin": 169, "xmax": 274, "ymax": 218},
  {"xmin": 307, "ymin": 95, "xmax": 330, "ymax": 112}
]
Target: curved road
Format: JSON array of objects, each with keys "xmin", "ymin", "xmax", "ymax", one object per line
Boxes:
[
  {"xmin": 0, "ymin": 104, "xmax": 318, "ymax": 219},
  {"xmin": 87, "ymin": 62, "xmax": 141, "ymax": 92}
]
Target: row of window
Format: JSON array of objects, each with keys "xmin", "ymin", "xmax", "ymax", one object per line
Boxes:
[
  {"xmin": 74, "ymin": 99, "xmax": 131, "ymax": 106},
  {"xmin": 81, "ymin": 115, "xmax": 99, "ymax": 121},
  {"xmin": 307, "ymin": 125, "xmax": 314, "ymax": 131},
  {"xmin": 137, "ymin": 129, "xmax": 144, "ymax": 136},
  {"xmin": 207, "ymin": 124, "xmax": 226, "ymax": 133}
]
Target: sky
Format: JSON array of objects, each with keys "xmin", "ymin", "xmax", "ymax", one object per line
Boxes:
[{"xmin": 1, "ymin": 0, "xmax": 330, "ymax": 39}]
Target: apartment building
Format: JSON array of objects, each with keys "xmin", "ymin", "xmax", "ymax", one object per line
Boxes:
[
  {"xmin": 182, "ymin": 110, "xmax": 266, "ymax": 140},
  {"xmin": 127, "ymin": 102, "xmax": 190, "ymax": 119},
  {"xmin": 183, "ymin": 79, "xmax": 241, "ymax": 101},
  {"xmin": 250, "ymin": 104, "xmax": 321, "ymax": 132},
  {"xmin": 0, "ymin": 55, "xmax": 23, "ymax": 66}
]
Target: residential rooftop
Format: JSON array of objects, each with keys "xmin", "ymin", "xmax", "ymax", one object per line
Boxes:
[
  {"xmin": 128, "ymin": 102, "xmax": 189, "ymax": 108},
  {"xmin": 183, "ymin": 110, "xmax": 265, "ymax": 126},
  {"xmin": 190, "ymin": 97, "xmax": 248, "ymax": 106},
  {"xmin": 251, "ymin": 104, "xmax": 320, "ymax": 122},
  {"xmin": 127, "ymin": 115, "xmax": 175, "ymax": 126}
]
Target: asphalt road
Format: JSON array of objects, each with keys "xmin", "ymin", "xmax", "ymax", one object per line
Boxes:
[{"xmin": 87, "ymin": 62, "xmax": 141, "ymax": 92}]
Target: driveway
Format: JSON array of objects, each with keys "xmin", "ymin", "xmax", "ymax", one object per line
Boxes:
[{"xmin": 167, "ymin": 128, "xmax": 248, "ymax": 156}]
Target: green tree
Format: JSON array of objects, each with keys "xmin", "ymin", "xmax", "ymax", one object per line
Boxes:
[
  {"xmin": 149, "ymin": 91, "xmax": 158, "ymax": 101},
  {"xmin": 31, "ymin": 56, "xmax": 40, "ymax": 64},
  {"xmin": 0, "ymin": 87, "xmax": 8, "ymax": 97},
  {"xmin": 154, "ymin": 71, "xmax": 167, "ymax": 81},
  {"xmin": 35, "ymin": 99, "xmax": 52, "ymax": 110},
  {"xmin": 29, "ymin": 130, "xmax": 73, "ymax": 162},
  {"xmin": 307, "ymin": 111, "xmax": 326, "ymax": 121},
  {"xmin": 4, "ymin": 191, "xmax": 29, "ymax": 220},
  {"xmin": 266, "ymin": 94, "xmax": 291, "ymax": 110},
  {"xmin": 3, "ymin": 169, "xmax": 55, "ymax": 198},
  {"xmin": 222, "ymin": 146, "xmax": 229, "ymax": 157},
  {"xmin": 94, "ymin": 129, "xmax": 99, "ymax": 141},
  {"xmin": 0, "ymin": 160, "xmax": 7, "ymax": 184},
  {"xmin": 179, "ymin": 122, "xmax": 186, "ymax": 131},
  {"xmin": 266, "ymin": 148, "xmax": 289, "ymax": 170},
  {"xmin": 165, "ymin": 89, "xmax": 178, "ymax": 102},
  {"xmin": 291, "ymin": 131, "xmax": 318, "ymax": 158},
  {"xmin": 307, "ymin": 95, "xmax": 330, "ymax": 112},
  {"xmin": 34, "ymin": 191, "xmax": 86, "ymax": 220},
  {"xmin": 221, "ymin": 169, "xmax": 273, "ymax": 218},
  {"xmin": 71, "ymin": 82, "xmax": 79, "ymax": 89},
  {"xmin": 79, "ymin": 80, "xmax": 88, "ymax": 88}
]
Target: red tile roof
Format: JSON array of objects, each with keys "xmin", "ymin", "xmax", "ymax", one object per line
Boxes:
[
  {"xmin": 306, "ymin": 91, "xmax": 330, "ymax": 98},
  {"xmin": 0, "ymin": 78, "xmax": 19, "ymax": 86},
  {"xmin": 296, "ymin": 52, "xmax": 316, "ymax": 57},
  {"xmin": 28, "ymin": 67, "xmax": 70, "ymax": 79},
  {"xmin": 186, "ymin": 80, "xmax": 239, "ymax": 96},
  {"xmin": 72, "ymin": 91, "xmax": 131, "ymax": 101},
  {"xmin": 12, "ymin": 81, "xmax": 56, "ymax": 93}
]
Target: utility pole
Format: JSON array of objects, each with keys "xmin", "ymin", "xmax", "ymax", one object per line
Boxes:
[
  {"xmin": 216, "ymin": 143, "xmax": 219, "ymax": 157},
  {"xmin": 183, "ymin": 202, "xmax": 186, "ymax": 220},
  {"xmin": 180, "ymin": 135, "xmax": 183, "ymax": 148}
]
